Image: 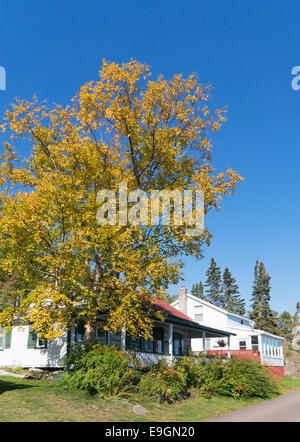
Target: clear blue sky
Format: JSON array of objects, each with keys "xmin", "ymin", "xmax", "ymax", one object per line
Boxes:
[{"xmin": 0, "ymin": 0, "xmax": 299, "ymax": 315}]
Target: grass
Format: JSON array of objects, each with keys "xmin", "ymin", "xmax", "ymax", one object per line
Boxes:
[
  {"xmin": 0, "ymin": 375, "xmax": 300, "ymax": 422},
  {"xmin": 1, "ymin": 366, "xmax": 30, "ymax": 375}
]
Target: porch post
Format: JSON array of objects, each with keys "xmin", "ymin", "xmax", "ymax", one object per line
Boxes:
[
  {"xmin": 202, "ymin": 331, "xmax": 206, "ymax": 355},
  {"xmin": 169, "ymin": 323, "xmax": 173, "ymax": 362},
  {"xmin": 228, "ymin": 335, "xmax": 231, "ymax": 359},
  {"xmin": 121, "ymin": 325, "xmax": 126, "ymax": 351}
]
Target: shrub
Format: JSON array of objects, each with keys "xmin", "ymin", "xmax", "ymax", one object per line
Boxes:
[
  {"xmin": 62, "ymin": 344, "xmax": 280, "ymax": 402},
  {"xmin": 138, "ymin": 359, "xmax": 187, "ymax": 403},
  {"xmin": 62, "ymin": 344, "xmax": 141, "ymax": 397},
  {"xmin": 221, "ymin": 357, "xmax": 279, "ymax": 399},
  {"xmin": 174, "ymin": 354, "xmax": 206, "ymax": 389},
  {"xmin": 197, "ymin": 357, "xmax": 227, "ymax": 398},
  {"xmin": 197, "ymin": 357, "xmax": 279, "ymax": 399}
]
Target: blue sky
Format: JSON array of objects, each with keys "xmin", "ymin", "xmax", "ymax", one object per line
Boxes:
[{"xmin": 0, "ymin": 0, "xmax": 299, "ymax": 315}]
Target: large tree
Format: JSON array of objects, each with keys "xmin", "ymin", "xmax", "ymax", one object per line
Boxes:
[
  {"xmin": 249, "ymin": 261, "xmax": 278, "ymax": 334},
  {"xmin": 0, "ymin": 60, "xmax": 242, "ymax": 340},
  {"xmin": 204, "ymin": 258, "xmax": 223, "ymax": 305},
  {"xmin": 222, "ymin": 267, "xmax": 245, "ymax": 315}
]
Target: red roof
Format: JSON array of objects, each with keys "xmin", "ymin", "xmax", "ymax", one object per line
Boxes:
[{"xmin": 152, "ymin": 299, "xmax": 196, "ymax": 323}]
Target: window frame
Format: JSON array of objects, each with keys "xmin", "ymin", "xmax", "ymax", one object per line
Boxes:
[
  {"xmin": 27, "ymin": 326, "xmax": 47, "ymax": 349},
  {"xmin": 36, "ymin": 335, "xmax": 47, "ymax": 349},
  {"xmin": 75, "ymin": 320, "xmax": 86, "ymax": 343},
  {"xmin": 153, "ymin": 327, "xmax": 164, "ymax": 354},
  {"xmin": 194, "ymin": 305, "xmax": 203, "ymax": 322},
  {"xmin": 0, "ymin": 327, "xmax": 4, "ymax": 351},
  {"xmin": 173, "ymin": 332, "xmax": 182, "ymax": 356},
  {"xmin": 251, "ymin": 335, "xmax": 259, "ymax": 353},
  {"xmin": 239, "ymin": 340, "xmax": 247, "ymax": 350}
]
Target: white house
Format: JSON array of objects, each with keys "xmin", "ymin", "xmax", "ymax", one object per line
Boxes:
[
  {"xmin": 172, "ymin": 287, "xmax": 285, "ymax": 377},
  {"xmin": 0, "ymin": 299, "xmax": 234, "ymax": 369}
]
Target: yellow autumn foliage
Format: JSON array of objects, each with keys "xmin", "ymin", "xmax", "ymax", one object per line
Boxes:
[{"xmin": 0, "ymin": 60, "xmax": 243, "ymax": 339}]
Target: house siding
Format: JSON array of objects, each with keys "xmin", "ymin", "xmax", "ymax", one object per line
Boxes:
[
  {"xmin": 0, "ymin": 325, "xmax": 67, "ymax": 368},
  {"xmin": 172, "ymin": 292, "xmax": 285, "ymax": 374}
]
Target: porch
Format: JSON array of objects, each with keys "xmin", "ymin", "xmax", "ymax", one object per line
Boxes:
[{"xmin": 123, "ymin": 317, "xmax": 236, "ymax": 365}]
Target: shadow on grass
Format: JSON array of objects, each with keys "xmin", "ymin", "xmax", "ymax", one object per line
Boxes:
[{"xmin": 0, "ymin": 379, "xmax": 36, "ymax": 394}]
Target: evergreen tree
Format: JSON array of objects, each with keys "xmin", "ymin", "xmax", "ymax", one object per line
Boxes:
[
  {"xmin": 249, "ymin": 260, "xmax": 278, "ymax": 334},
  {"xmin": 191, "ymin": 283, "xmax": 198, "ymax": 297},
  {"xmin": 222, "ymin": 267, "xmax": 246, "ymax": 315},
  {"xmin": 164, "ymin": 293, "xmax": 177, "ymax": 304},
  {"xmin": 278, "ymin": 311, "xmax": 294, "ymax": 341},
  {"xmin": 191, "ymin": 281, "xmax": 205, "ymax": 299},
  {"xmin": 204, "ymin": 258, "xmax": 224, "ymax": 306}
]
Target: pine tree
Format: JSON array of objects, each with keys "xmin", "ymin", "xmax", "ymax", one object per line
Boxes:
[
  {"xmin": 204, "ymin": 258, "xmax": 224, "ymax": 306},
  {"xmin": 249, "ymin": 260, "xmax": 278, "ymax": 334},
  {"xmin": 191, "ymin": 281, "xmax": 205, "ymax": 299},
  {"xmin": 191, "ymin": 283, "xmax": 198, "ymax": 297},
  {"xmin": 222, "ymin": 267, "xmax": 245, "ymax": 315}
]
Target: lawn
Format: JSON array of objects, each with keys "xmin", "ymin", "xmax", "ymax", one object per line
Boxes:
[{"xmin": 0, "ymin": 375, "xmax": 300, "ymax": 422}]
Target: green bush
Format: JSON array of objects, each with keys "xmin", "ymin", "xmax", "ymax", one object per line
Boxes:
[
  {"xmin": 197, "ymin": 357, "xmax": 279, "ymax": 399},
  {"xmin": 173, "ymin": 355, "xmax": 279, "ymax": 400},
  {"xmin": 221, "ymin": 357, "xmax": 279, "ymax": 399},
  {"xmin": 197, "ymin": 357, "xmax": 227, "ymax": 398},
  {"xmin": 138, "ymin": 359, "xmax": 187, "ymax": 403},
  {"xmin": 62, "ymin": 344, "xmax": 280, "ymax": 402},
  {"xmin": 62, "ymin": 344, "xmax": 141, "ymax": 397},
  {"xmin": 174, "ymin": 354, "xmax": 206, "ymax": 389}
]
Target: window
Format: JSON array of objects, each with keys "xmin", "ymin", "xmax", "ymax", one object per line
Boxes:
[
  {"xmin": 36, "ymin": 336, "xmax": 47, "ymax": 348},
  {"xmin": 153, "ymin": 328, "xmax": 164, "ymax": 354},
  {"xmin": 95, "ymin": 328, "xmax": 108, "ymax": 345},
  {"xmin": 194, "ymin": 305, "xmax": 203, "ymax": 322},
  {"xmin": 27, "ymin": 326, "xmax": 47, "ymax": 349},
  {"xmin": 0, "ymin": 327, "xmax": 11, "ymax": 350},
  {"xmin": 251, "ymin": 335, "xmax": 259, "ymax": 353},
  {"xmin": 143, "ymin": 337, "xmax": 154, "ymax": 353},
  {"xmin": 75, "ymin": 320, "xmax": 86, "ymax": 342},
  {"xmin": 125, "ymin": 334, "xmax": 155, "ymax": 353},
  {"xmin": 111, "ymin": 332, "xmax": 122, "ymax": 347},
  {"xmin": 239, "ymin": 340, "xmax": 247, "ymax": 350},
  {"xmin": 125, "ymin": 334, "xmax": 139, "ymax": 350},
  {"xmin": 125, "ymin": 328, "xmax": 166, "ymax": 354},
  {"xmin": 173, "ymin": 333, "xmax": 182, "ymax": 356},
  {"xmin": 266, "ymin": 338, "xmax": 270, "ymax": 355},
  {"xmin": 278, "ymin": 343, "xmax": 281, "ymax": 357},
  {"xmin": 4, "ymin": 329, "xmax": 12, "ymax": 349},
  {"xmin": 0, "ymin": 328, "xmax": 4, "ymax": 350}
]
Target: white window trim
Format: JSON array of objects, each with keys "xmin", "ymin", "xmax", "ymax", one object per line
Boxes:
[
  {"xmin": 36, "ymin": 334, "xmax": 47, "ymax": 348},
  {"xmin": 0, "ymin": 327, "xmax": 4, "ymax": 350}
]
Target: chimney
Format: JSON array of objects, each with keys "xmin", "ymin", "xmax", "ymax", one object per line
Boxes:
[{"xmin": 178, "ymin": 286, "xmax": 187, "ymax": 315}]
